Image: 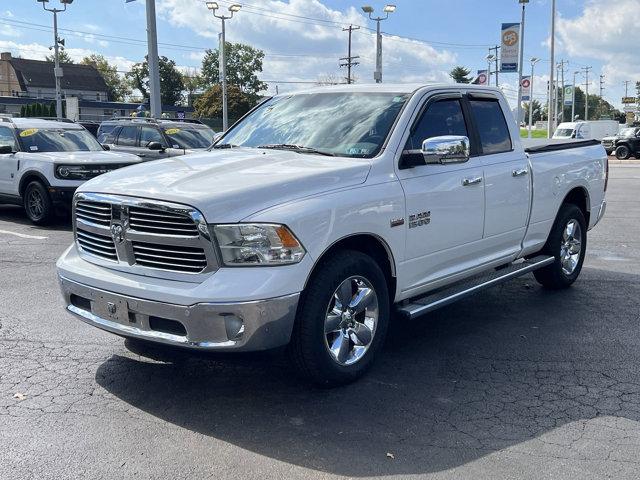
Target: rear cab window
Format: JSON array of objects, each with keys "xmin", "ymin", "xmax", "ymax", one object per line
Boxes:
[{"xmin": 468, "ymin": 98, "xmax": 512, "ymax": 155}]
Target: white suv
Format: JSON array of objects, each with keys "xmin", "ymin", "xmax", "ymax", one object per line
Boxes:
[{"xmin": 0, "ymin": 117, "xmax": 141, "ymax": 224}]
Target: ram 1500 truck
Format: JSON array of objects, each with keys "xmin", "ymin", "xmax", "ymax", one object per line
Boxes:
[{"xmin": 56, "ymin": 85, "xmax": 608, "ymax": 386}]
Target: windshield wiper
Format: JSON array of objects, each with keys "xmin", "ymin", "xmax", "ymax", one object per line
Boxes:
[{"xmin": 257, "ymin": 144, "xmax": 335, "ymax": 156}]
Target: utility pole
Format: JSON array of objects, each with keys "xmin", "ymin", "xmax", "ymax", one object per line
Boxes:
[
  {"xmin": 489, "ymin": 45, "xmax": 500, "ymax": 86},
  {"xmin": 557, "ymin": 59, "xmax": 566, "ymax": 124},
  {"xmin": 582, "ymin": 66, "xmax": 592, "ymax": 121},
  {"xmin": 528, "ymin": 57, "xmax": 540, "ymax": 139},
  {"xmin": 547, "ymin": 0, "xmax": 556, "ymax": 138},
  {"xmin": 39, "ymin": 0, "xmax": 73, "ymax": 119},
  {"xmin": 362, "ymin": 5, "xmax": 396, "ymax": 83},
  {"xmin": 623, "ymin": 80, "xmax": 631, "ymax": 98},
  {"xmin": 572, "ymin": 71, "xmax": 579, "ymax": 121},
  {"xmin": 146, "ymin": 0, "xmax": 162, "ymax": 118},
  {"xmin": 516, "ymin": 0, "xmax": 529, "ymax": 127},
  {"xmin": 340, "ymin": 25, "xmax": 360, "ymax": 84}
]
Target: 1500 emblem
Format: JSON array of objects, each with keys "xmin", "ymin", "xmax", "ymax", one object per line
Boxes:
[{"xmin": 408, "ymin": 211, "xmax": 431, "ymax": 229}]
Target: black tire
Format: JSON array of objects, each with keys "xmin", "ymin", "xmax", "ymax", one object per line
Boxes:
[
  {"xmin": 615, "ymin": 145, "xmax": 631, "ymax": 160},
  {"xmin": 533, "ymin": 203, "xmax": 587, "ymax": 289},
  {"xmin": 23, "ymin": 181, "xmax": 54, "ymax": 225},
  {"xmin": 288, "ymin": 250, "xmax": 390, "ymax": 387}
]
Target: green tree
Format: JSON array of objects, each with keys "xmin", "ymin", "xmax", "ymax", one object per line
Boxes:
[
  {"xmin": 45, "ymin": 50, "xmax": 73, "ymax": 64},
  {"xmin": 194, "ymin": 84, "xmax": 253, "ymax": 119},
  {"xmin": 126, "ymin": 56, "xmax": 185, "ymax": 106},
  {"xmin": 81, "ymin": 54, "xmax": 130, "ymax": 101},
  {"xmin": 523, "ymin": 99, "xmax": 543, "ymax": 124},
  {"xmin": 449, "ymin": 66, "xmax": 472, "ymax": 84},
  {"xmin": 201, "ymin": 43, "xmax": 267, "ymax": 100},
  {"xmin": 182, "ymin": 69, "xmax": 203, "ymax": 107}
]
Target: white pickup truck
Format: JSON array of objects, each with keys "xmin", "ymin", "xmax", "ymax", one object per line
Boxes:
[{"xmin": 56, "ymin": 85, "xmax": 608, "ymax": 386}]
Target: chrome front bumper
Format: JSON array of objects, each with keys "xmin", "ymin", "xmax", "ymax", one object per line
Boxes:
[{"xmin": 59, "ymin": 275, "xmax": 299, "ymax": 351}]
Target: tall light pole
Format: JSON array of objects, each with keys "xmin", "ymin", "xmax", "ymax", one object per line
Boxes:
[
  {"xmin": 583, "ymin": 66, "xmax": 592, "ymax": 121},
  {"xmin": 528, "ymin": 57, "xmax": 540, "ymax": 139},
  {"xmin": 547, "ymin": 0, "xmax": 556, "ymax": 138},
  {"xmin": 38, "ymin": 0, "xmax": 73, "ymax": 119},
  {"xmin": 516, "ymin": 0, "xmax": 529, "ymax": 128},
  {"xmin": 362, "ymin": 4, "xmax": 396, "ymax": 83},
  {"xmin": 145, "ymin": 0, "xmax": 162, "ymax": 118},
  {"xmin": 207, "ymin": 2, "xmax": 241, "ymax": 131}
]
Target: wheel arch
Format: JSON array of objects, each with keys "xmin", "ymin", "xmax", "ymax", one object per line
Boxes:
[
  {"xmin": 561, "ymin": 186, "xmax": 590, "ymax": 226},
  {"xmin": 18, "ymin": 171, "xmax": 51, "ymax": 198},
  {"xmin": 304, "ymin": 233, "xmax": 397, "ymax": 302}
]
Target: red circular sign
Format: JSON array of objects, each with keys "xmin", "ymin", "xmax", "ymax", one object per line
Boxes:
[{"xmin": 521, "ymin": 78, "xmax": 531, "ymax": 88}]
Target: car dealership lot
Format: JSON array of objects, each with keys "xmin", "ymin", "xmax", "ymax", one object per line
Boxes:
[{"xmin": 1, "ymin": 164, "xmax": 640, "ymax": 480}]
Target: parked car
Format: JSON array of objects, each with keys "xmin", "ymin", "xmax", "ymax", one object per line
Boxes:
[
  {"xmin": 0, "ymin": 117, "xmax": 141, "ymax": 224},
  {"xmin": 97, "ymin": 118, "xmax": 216, "ymax": 160},
  {"xmin": 56, "ymin": 84, "xmax": 607, "ymax": 386},
  {"xmin": 553, "ymin": 120, "xmax": 619, "ymax": 141},
  {"xmin": 601, "ymin": 127, "xmax": 639, "ymax": 155},
  {"xmin": 612, "ymin": 127, "xmax": 640, "ymax": 159}
]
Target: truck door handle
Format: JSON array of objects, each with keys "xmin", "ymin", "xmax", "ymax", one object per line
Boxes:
[
  {"xmin": 512, "ymin": 168, "xmax": 528, "ymax": 177},
  {"xmin": 462, "ymin": 176, "xmax": 483, "ymax": 186}
]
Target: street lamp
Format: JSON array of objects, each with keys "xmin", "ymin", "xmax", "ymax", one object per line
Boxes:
[
  {"xmin": 527, "ymin": 57, "xmax": 540, "ymax": 138},
  {"xmin": 361, "ymin": 4, "xmax": 396, "ymax": 83},
  {"xmin": 37, "ymin": 0, "xmax": 73, "ymax": 119},
  {"xmin": 516, "ymin": 0, "xmax": 529, "ymax": 128},
  {"xmin": 572, "ymin": 71, "xmax": 580, "ymax": 121},
  {"xmin": 207, "ymin": 2, "xmax": 241, "ymax": 131},
  {"xmin": 547, "ymin": 0, "xmax": 556, "ymax": 138}
]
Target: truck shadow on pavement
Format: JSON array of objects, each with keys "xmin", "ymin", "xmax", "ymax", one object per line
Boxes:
[
  {"xmin": 0, "ymin": 205, "xmax": 72, "ymax": 232},
  {"xmin": 95, "ymin": 267, "xmax": 640, "ymax": 477}
]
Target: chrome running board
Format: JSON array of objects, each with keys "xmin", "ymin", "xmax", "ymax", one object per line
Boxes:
[{"xmin": 396, "ymin": 255, "xmax": 554, "ymax": 320}]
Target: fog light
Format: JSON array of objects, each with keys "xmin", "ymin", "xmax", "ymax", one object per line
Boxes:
[{"xmin": 223, "ymin": 314, "xmax": 244, "ymax": 340}]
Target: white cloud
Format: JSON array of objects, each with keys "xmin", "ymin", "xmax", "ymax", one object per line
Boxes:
[
  {"xmin": 156, "ymin": 0, "xmax": 458, "ymax": 93},
  {"xmin": 557, "ymin": 0, "xmax": 640, "ymax": 107},
  {"xmin": 0, "ymin": 23, "xmax": 21, "ymax": 38}
]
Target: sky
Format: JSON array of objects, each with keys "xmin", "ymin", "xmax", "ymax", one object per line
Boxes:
[{"xmin": 0, "ymin": 0, "xmax": 638, "ymax": 111}]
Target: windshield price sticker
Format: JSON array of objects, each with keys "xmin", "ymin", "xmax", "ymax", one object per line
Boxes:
[
  {"xmin": 165, "ymin": 128, "xmax": 181, "ymax": 135},
  {"xmin": 20, "ymin": 128, "xmax": 39, "ymax": 137}
]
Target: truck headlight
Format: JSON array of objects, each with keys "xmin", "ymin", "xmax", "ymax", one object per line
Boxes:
[{"xmin": 212, "ymin": 224, "xmax": 305, "ymax": 266}]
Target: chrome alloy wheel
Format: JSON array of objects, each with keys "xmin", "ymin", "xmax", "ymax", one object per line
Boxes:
[
  {"xmin": 324, "ymin": 276, "xmax": 379, "ymax": 366},
  {"xmin": 560, "ymin": 219, "xmax": 582, "ymax": 275},
  {"xmin": 27, "ymin": 189, "xmax": 44, "ymax": 219}
]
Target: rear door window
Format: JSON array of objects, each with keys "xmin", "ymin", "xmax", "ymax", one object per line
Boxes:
[
  {"xmin": 116, "ymin": 126, "xmax": 139, "ymax": 147},
  {"xmin": 469, "ymin": 99, "xmax": 512, "ymax": 155}
]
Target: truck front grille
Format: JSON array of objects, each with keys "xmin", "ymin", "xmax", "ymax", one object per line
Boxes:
[
  {"xmin": 73, "ymin": 193, "xmax": 218, "ymax": 276},
  {"xmin": 129, "ymin": 206, "xmax": 199, "ymax": 236},
  {"xmin": 132, "ymin": 241, "xmax": 208, "ymax": 273},
  {"xmin": 75, "ymin": 201, "xmax": 112, "ymax": 226},
  {"xmin": 76, "ymin": 228, "xmax": 117, "ymax": 261}
]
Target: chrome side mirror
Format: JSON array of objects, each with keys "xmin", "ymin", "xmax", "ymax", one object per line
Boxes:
[{"xmin": 422, "ymin": 135, "xmax": 470, "ymax": 164}]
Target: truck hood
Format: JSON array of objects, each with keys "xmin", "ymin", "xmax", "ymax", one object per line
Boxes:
[
  {"xmin": 79, "ymin": 147, "xmax": 371, "ymax": 222},
  {"xmin": 29, "ymin": 151, "xmax": 142, "ymax": 165}
]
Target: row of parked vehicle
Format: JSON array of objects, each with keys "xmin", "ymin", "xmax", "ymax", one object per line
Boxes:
[{"xmin": 0, "ymin": 116, "xmax": 216, "ymax": 224}]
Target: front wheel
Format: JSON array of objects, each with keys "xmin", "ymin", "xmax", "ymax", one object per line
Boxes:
[
  {"xmin": 23, "ymin": 181, "xmax": 54, "ymax": 225},
  {"xmin": 288, "ymin": 250, "xmax": 390, "ymax": 387},
  {"xmin": 533, "ymin": 204, "xmax": 587, "ymax": 289},
  {"xmin": 615, "ymin": 145, "xmax": 631, "ymax": 160}
]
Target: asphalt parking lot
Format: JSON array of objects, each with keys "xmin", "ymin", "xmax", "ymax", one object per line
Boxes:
[{"xmin": 1, "ymin": 164, "xmax": 639, "ymax": 480}]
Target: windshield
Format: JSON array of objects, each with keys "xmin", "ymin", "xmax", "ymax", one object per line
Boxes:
[
  {"xmin": 218, "ymin": 92, "xmax": 411, "ymax": 158},
  {"xmin": 555, "ymin": 128, "xmax": 574, "ymax": 138},
  {"xmin": 620, "ymin": 128, "xmax": 637, "ymax": 138},
  {"xmin": 17, "ymin": 128, "xmax": 104, "ymax": 153},
  {"xmin": 162, "ymin": 125, "xmax": 215, "ymax": 149}
]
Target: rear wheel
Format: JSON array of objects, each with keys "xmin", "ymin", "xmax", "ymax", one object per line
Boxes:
[
  {"xmin": 23, "ymin": 181, "xmax": 53, "ymax": 225},
  {"xmin": 533, "ymin": 203, "xmax": 587, "ymax": 289},
  {"xmin": 615, "ymin": 145, "xmax": 631, "ymax": 160},
  {"xmin": 288, "ymin": 250, "xmax": 389, "ymax": 387}
]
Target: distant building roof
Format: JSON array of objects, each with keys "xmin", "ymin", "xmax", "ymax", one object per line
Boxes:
[{"xmin": 8, "ymin": 56, "xmax": 108, "ymax": 93}]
